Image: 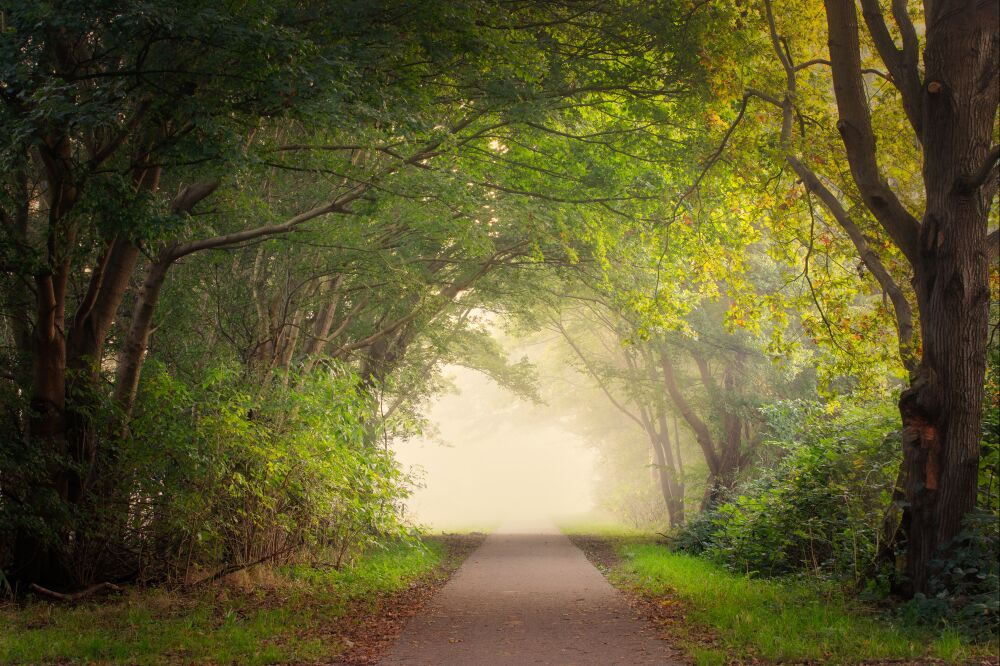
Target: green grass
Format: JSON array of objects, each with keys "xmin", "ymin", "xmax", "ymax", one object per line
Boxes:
[
  {"xmin": 556, "ymin": 513, "xmax": 652, "ymax": 538},
  {"xmin": 614, "ymin": 543, "xmax": 987, "ymax": 664},
  {"xmin": 0, "ymin": 541, "xmax": 444, "ymax": 665}
]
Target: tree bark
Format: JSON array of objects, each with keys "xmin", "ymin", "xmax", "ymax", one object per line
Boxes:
[
  {"xmin": 67, "ymin": 240, "xmax": 141, "ymax": 376},
  {"xmin": 18, "ymin": 137, "xmax": 78, "ymax": 586},
  {"xmin": 301, "ymin": 275, "xmax": 345, "ymax": 372},
  {"xmin": 658, "ymin": 346, "xmax": 721, "ymax": 477},
  {"xmin": 113, "ymin": 258, "xmax": 170, "ymax": 416},
  {"xmin": 653, "ymin": 415, "xmax": 685, "ymax": 527},
  {"xmin": 823, "ymin": 0, "xmax": 998, "ymax": 594},
  {"xmin": 895, "ymin": 0, "xmax": 997, "ymax": 592}
]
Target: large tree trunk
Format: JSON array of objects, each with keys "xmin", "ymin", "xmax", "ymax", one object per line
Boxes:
[
  {"xmin": 17, "ymin": 216, "xmax": 76, "ymax": 585},
  {"xmin": 25, "ymin": 271, "xmax": 73, "ymax": 587},
  {"xmin": 63, "ymin": 237, "xmax": 141, "ymax": 493},
  {"xmin": 896, "ymin": 0, "xmax": 996, "ymax": 593},
  {"xmin": 15, "ymin": 128, "xmax": 81, "ymax": 585},
  {"xmin": 30, "ymin": 272, "xmax": 69, "ymax": 457},
  {"xmin": 899, "ymin": 237, "xmax": 990, "ymax": 596},
  {"xmin": 822, "ymin": 0, "xmax": 997, "ymax": 595},
  {"xmin": 67, "ymin": 238, "xmax": 142, "ymax": 374}
]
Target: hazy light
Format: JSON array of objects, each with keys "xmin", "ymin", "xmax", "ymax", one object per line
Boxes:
[{"xmin": 394, "ymin": 365, "xmax": 597, "ymax": 530}]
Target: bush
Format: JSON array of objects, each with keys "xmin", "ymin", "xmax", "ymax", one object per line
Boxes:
[
  {"xmin": 671, "ymin": 398, "xmax": 901, "ymax": 582},
  {"xmin": 901, "ymin": 510, "xmax": 999, "ymax": 642},
  {"xmin": 669, "ymin": 506, "xmax": 721, "ymax": 555},
  {"xmin": 121, "ymin": 362, "xmax": 414, "ymax": 582}
]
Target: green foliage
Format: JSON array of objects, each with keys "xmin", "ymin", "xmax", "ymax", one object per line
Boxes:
[
  {"xmin": 124, "ymin": 362, "xmax": 413, "ymax": 580},
  {"xmin": 673, "ymin": 398, "xmax": 901, "ymax": 582},
  {"xmin": 669, "ymin": 370, "xmax": 1000, "ymax": 643},
  {"xmin": 0, "ymin": 9, "xmax": 994, "ymax": 660},
  {"xmin": 0, "ymin": 430, "xmax": 69, "ymax": 567},
  {"xmin": 282, "ymin": 540, "xmax": 443, "ymax": 599},
  {"xmin": 901, "ymin": 510, "xmax": 999, "ymax": 642},
  {"xmin": 668, "ymin": 505, "xmax": 723, "ymax": 555},
  {"xmin": 980, "ymin": 337, "xmax": 1000, "ymax": 512}
]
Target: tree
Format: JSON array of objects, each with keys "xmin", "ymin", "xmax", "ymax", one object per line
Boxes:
[
  {"xmin": 1, "ymin": 0, "xmax": 709, "ymax": 588},
  {"xmin": 683, "ymin": 0, "xmax": 997, "ymax": 593},
  {"xmin": 555, "ymin": 315, "xmax": 688, "ymax": 526},
  {"xmin": 823, "ymin": 0, "xmax": 998, "ymax": 594},
  {"xmin": 755, "ymin": 0, "xmax": 999, "ymax": 593}
]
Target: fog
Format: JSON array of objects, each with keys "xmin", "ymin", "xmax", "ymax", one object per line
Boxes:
[{"xmin": 393, "ymin": 364, "xmax": 598, "ymax": 529}]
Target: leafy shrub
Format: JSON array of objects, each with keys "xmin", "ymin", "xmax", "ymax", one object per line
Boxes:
[
  {"xmin": 668, "ymin": 506, "xmax": 721, "ymax": 554},
  {"xmin": 122, "ymin": 362, "xmax": 414, "ymax": 582},
  {"xmin": 978, "ymin": 340, "xmax": 999, "ymax": 512},
  {"xmin": 671, "ymin": 398, "xmax": 901, "ymax": 582},
  {"xmin": 901, "ymin": 510, "xmax": 999, "ymax": 641}
]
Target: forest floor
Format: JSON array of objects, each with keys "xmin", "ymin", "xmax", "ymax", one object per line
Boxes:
[
  {"xmin": 0, "ymin": 533, "xmax": 484, "ymax": 665},
  {"xmin": 566, "ymin": 530, "xmax": 1000, "ymax": 666}
]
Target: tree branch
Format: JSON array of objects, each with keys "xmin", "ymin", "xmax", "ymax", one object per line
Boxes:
[
  {"xmin": 858, "ymin": 0, "xmax": 923, "ymax": 134},
  {"xmin": 793, "ymin": 58, "xmax": 894, "ymax": 83},
  {"xmin": 658, "ymin": 344, "xmax": 721, "ymax": 475},
  {"xmin": 823, "ymin": 0, "xmax": 922, "ymax": 266},
  {"xmin": 166, "ymin": 110, "xmax": 486, "ymax": 261},
  {"xmin": 167, "ymin": 189, "xmax": 362, "ymax": 261},
  {"xmin": 787, "ymin": 153, "xmax": 917, "ymax": 371},
  {"xmin": 170, "ymin": 179, "xmax": 221, "ymax": 214},
  {"xmin": 87, "ymin": 100, "xmax": 152, "ymax": 169},
  {"xmin": 668, "ymin": 92, "xmax": 754, "ymax": 221},
  {"xmin": 30, "ymin": 582, "xmax": 121, "ymax": 602},
  {"xmin": 955, "ymin": 144, "xmax": 1000, "ymax": 193},
  {"xmin": 554, "ymin": 319, "xmax": 646, "ymax": 430},
  {"xmin": 756, "ymin": 0, "xmax": 919, "ymax": 370}
]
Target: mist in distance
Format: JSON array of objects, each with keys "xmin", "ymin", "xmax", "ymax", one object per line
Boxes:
[{"xmin": 394, "ymin": 364, "xmax": 598, "ymax": 529}]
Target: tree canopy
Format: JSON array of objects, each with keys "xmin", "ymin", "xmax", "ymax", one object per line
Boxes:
[{"xmin": 0, "ymin": 0, "xmax": 996, "ymax": 630}]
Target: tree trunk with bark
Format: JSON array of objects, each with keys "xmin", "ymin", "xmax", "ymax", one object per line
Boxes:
[
  {"xmin": 651, "ymin": 417, "xmax": 685, "ymax": 527},
  {"xmin": 113, "ymin": 258, "xmax": 171, "ymax": 417},
  {"xmin": 822, "ymin": 0, "xmax": 998, "ymax": 594},
  {"xmin": 895, "ymin": 6, "xmax": 997, "ymax": 590}
]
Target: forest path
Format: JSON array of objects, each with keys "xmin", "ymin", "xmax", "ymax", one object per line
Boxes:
[{"xmin": 378, "ymin": 520, "xmax": 683, "ymax": 665}]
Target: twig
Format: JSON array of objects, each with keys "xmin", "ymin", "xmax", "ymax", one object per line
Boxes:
[
  {"xmin": 183, "ymin": 543, "xmax": 299, "ymax": 589},
  {"xmin": 29, "ymin": 582, "xmax": 122, "ymax": 602}
]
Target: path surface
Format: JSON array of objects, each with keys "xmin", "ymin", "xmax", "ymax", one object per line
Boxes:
[{"xmin": 379, "ymin": 521, "xmax": 682, "ymax": 665}]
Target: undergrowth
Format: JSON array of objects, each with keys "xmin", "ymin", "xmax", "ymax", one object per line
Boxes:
[
  {"xmin": 612, "ymin": 542, "xmax": 994, "ymax": 665},
  {"xmin": 0, "ymin": 540, "xmax": 443, "ymax": 665}
]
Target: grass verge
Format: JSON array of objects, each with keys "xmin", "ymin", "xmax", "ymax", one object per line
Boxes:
[
  {"xmin": 566, "ymin": 529, "xmax": 998, "ymax": 665},
  {"xmin": 0, "ymin": 534, "xmax": 483, "ymax": 665}
]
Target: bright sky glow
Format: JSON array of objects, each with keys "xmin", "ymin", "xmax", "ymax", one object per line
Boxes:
[{"xmin": 394, "ymin": 365, "xmax": 597, "ymax": 529}]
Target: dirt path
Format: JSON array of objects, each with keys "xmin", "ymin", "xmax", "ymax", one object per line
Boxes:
[{"xmin": 379, "ymin": 522, "xmax": 684, "ymax": 665}]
